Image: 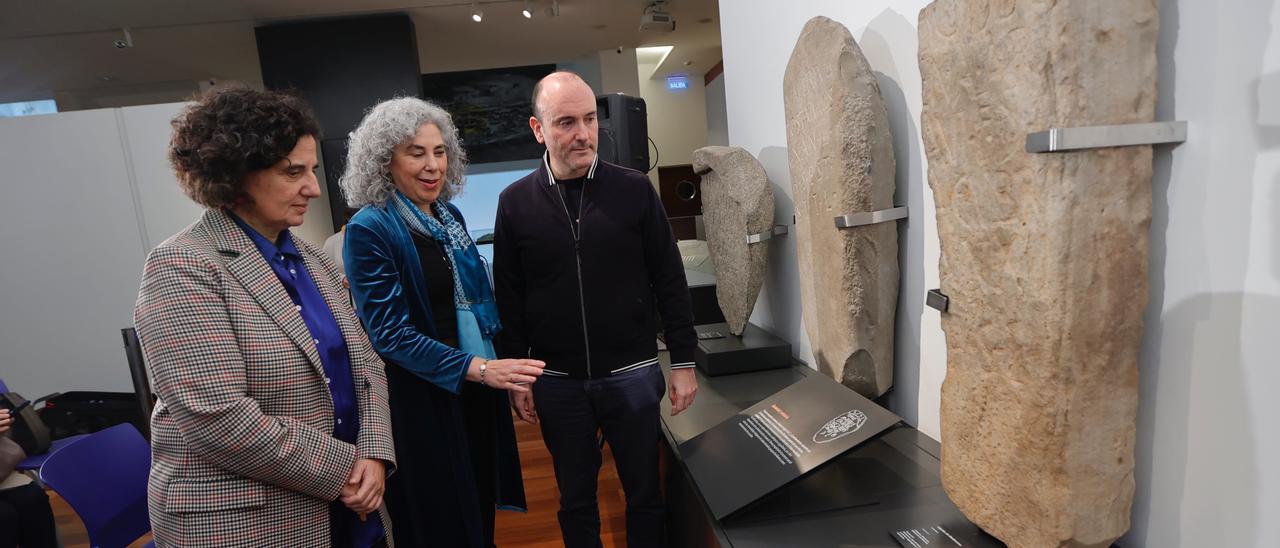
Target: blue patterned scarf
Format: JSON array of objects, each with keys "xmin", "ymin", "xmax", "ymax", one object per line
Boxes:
[{"xmin": 390, "ymin": 190, "xmax": 502, "ymax": 347}]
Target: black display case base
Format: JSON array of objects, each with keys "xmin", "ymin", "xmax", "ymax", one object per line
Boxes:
[{"xmin": 694, "ymin": 322, "xmax": 792, "ymax": 376}]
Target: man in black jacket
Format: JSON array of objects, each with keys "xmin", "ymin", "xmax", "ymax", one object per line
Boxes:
[{"xmin": 493, "ymin": 71, "xmax": 698, "ymax": 547}]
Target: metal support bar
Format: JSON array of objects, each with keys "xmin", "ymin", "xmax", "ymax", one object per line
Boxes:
[
  {"xmin": 1026, "ymin": 121, "xmax": 1187, "ymax": 153},
  {"xmin": 834, "ymin": 206, "xmax": 909, "ymax": 229},
  {"xmin": 926, "ymin": 289, "xmax": 949, "ymax": 313},
  {"xmin": 746, "ymin": 225, "xmax": 789, "ymax": 244}
]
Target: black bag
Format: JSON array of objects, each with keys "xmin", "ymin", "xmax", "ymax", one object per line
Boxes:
[
  {"xmin": 0, "ymin": 392, "xmax": 58, "ymax": 456},
  {"xmin": 39, "ymin": 391, "xmax": 145, "ymax": 440}
]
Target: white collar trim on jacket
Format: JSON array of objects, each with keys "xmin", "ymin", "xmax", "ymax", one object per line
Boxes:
[{"xmin": 543, "ymin": 149, "xmax": 599, "ymax": 185}]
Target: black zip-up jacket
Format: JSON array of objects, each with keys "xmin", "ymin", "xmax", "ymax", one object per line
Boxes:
[{"xmin": 493, "ymin": 154, "xmax": 696, "ymax": 379}]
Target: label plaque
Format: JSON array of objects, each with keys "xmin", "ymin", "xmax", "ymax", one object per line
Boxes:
[
  {"xmin": 891, "ymin": 522, "xmax": 997, "ymax": 547},
  {"xmin": 678, "ymin": 373, "xmax": 902, "ymax": 519}
]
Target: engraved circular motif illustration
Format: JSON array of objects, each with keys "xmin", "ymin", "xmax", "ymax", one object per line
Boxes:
[{"xmin": 812, "ymin": 409, "xmax": 868, "ymax": 444}]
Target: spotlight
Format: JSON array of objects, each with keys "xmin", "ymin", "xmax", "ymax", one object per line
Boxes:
[
  {"xmin": 471, "ymin": 2, "xmax": 483, "ymax": 22},
  {"xmin": 522, "ymin": 0, "xmax": 533, "ymax": 18}
]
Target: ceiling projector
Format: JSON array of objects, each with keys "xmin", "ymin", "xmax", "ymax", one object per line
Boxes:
[{"xmin": 640, "ymin": 3, "xmax": 675, "ymax": 33}]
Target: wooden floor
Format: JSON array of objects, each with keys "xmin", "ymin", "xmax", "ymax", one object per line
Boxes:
[
  {"xmin": 492, "ymin": 419, "xmax": 630, "ymax": 548},
  {"xmin": 51, "ymin": 418, "xmax": 630, "ymax": 547}
]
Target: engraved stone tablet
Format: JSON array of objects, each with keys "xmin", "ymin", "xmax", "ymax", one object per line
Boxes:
[
  {"xmin": 920, "ymin": 1, "xmax": 1157, "ymax": 545},
  {"xmin": 693, "ymin": 146, "xmax": 773, "ymax": 336},
  {"xmin": 784, "ymin": 16, "xmax": 898, "ymax": 397}
]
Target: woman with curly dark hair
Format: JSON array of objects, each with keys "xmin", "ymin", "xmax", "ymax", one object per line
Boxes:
[{"xmin": 133, "ymin": 87, "xmax": 396, "ymax": 548}]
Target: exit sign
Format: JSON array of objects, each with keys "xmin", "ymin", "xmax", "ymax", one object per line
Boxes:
[{"xmin": 666, "ymin": 75, "xmax": 689, "ymax": 90}]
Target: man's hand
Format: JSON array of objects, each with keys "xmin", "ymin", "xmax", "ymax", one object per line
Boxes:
[
  {"xmin": 510, "ymin": 388, "xmax": 538, "ymax": 424},
  {"xmin": 669, "ymin": 368, "xmax": 698, "ymax": 416},
  {"xmin": 341, "ymin": 458, "xmax": 386, "ymax": 520},
  {"xmin": 0, "ymin": 409, "xmax": 11, "ymax": 434}
]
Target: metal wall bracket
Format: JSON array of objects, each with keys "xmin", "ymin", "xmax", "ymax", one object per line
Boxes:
[
  {"xmin": 1026, "ymin": 121, "xmax": 1187, "ymax": 153},
  {"xmin": 746, "ymin": 225, "xmax": 789, "ymax": 244},
  {"xmin": 926, "ymin": 289, "xmax": 949, "ymax": 313},
  {"xmin": 834, "ymin": 206, "xmax": 909, "ymax": 229}
]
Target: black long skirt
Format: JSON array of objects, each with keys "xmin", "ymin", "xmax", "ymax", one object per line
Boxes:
[{"xmin": 383, "ymin": 362, "xmax": 497, "ymax": 547}]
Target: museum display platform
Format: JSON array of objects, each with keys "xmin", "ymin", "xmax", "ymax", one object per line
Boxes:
[
  {"xmin": 693, "ymin": 322, "xmax": 792, "ymax": 377},
  {"xmin": 657, "ymin": 355, "xmax": 1002, "ymax": 547}
]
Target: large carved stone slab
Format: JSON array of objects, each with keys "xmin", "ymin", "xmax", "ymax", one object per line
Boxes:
[
  {"xmin": 919, "ymin": 1, "xmax": 1157, "ymax": 546},
  {"xmin": 783, "ymin": 16, "xmax": 898, "ymax": 397},
  {"xmin": 693, "ymin": 146, "xmax": 773, "ymax": 336}
]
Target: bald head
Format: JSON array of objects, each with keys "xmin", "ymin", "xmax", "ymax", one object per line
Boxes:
[
  {"xmin": 529, "ymin": 71, "xmax": 599, "ymax": 179},
  {"xmin": 531, "ymin": 71, "xmax": 592, "ymax": 121}
]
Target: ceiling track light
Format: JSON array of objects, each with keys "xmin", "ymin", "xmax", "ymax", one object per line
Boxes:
[
  {"xmin": 471, "ymin": 2, "xmax": 483, "ymax": 22},
  {"xmin": 522, "ymin": 0, "xmax": 533, "ymax": 19}
]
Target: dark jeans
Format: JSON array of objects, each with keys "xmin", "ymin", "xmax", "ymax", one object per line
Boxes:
[
  {"xmin": 0, "ymin": 481, "xmax": 58, "ymax": 548},
  {"xmin": 533, "ymin": 364, "xmax": 666, "ymax": 548}
]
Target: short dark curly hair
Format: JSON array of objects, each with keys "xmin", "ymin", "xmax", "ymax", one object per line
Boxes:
[{"xmin": 169, "ymin": 87, "xmax": 321, "ymax": 209}]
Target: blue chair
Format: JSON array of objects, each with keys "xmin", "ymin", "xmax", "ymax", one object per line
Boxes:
[
  {"xmin": 16, "ymin": 433, "xmax": 89, "ymax": 472},
  {"xmin": 40, "ymin": 423, "xmax": 154, "ymax": 548}
]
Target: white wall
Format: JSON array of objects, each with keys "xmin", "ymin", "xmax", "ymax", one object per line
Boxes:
[
  {"xmin": 720, "ymin": 0, "xmax": 1280, "ymax": 546},
  {"xmin": 637, "ymin": 61, "xmax": 710, "ymax": 185},
  {"xmin": 705, "ymin": 71, "xmax": 728, "ymax": 146},
  {"xmin": 719, "ymin": 0, "xmax": 940, "ymax": 437},
  {"xmin": 120, "ymin": 103, "xmax": 206, "ymax": 249},
  {"xmin": 0, "ymin": 109, "xmax": 150, "ymax": 397},
  {"xmin": 1127, "ymin": 2, "xmax": 1280, "ymax": 547},
  {"xmin": 0, "ymin": 102, "xmax": 336, "ymax": 398},
  {"xmin": 121, "ymin": 102, "xmax": 334, "ymax": 248},
  {"xmin": 599, "ymin": 47, "xmax": 641, "ymax": 97}
]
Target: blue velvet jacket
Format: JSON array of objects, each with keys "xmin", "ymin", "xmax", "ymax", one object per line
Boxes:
[{"xmin": 344, "ymin": 201, "xmax": 526, "ymax": 511}]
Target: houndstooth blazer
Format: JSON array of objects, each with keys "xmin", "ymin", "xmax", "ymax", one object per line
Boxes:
[{"xmin": 134, "ymin": 209, "xmax": 396, "ymax": 547}]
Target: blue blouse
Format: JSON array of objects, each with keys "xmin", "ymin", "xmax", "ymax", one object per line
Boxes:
[{"xmin": 230, "ymin": 215, "xmax": 383, "ymax": 547}]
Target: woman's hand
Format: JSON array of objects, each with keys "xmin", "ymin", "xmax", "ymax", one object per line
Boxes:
[
  {"xmin": 466, "ymin": 357, "xmax": 546, "ymax": 392},
  {"xmin": 341, "ymin": 458, "xmax": 386, "ymax": 520},
  {"xmin": 0, "ymin": 409, "xmax": 11, "ymax": 434}
]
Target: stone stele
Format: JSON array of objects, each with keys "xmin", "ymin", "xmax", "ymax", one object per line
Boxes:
[
  {"xmin": 693, "ymin": 146, "xmax": 774, "ymax": 336},
  {"xmin": 783, "ymin": 16, "xmax": 898, "ymax": 398},
  {"xmin": 919, "ymin": 1, "xmax": 1157, "ymax": 546}
]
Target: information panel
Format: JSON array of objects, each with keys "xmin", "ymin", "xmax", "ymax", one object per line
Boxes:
[{"xmin": 678, "ymin": 373, "xmax": 903, "ymax": 519}]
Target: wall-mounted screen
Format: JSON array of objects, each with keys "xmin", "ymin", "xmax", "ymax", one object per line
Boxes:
[{"xmin": 421, "ymin": 64, "xmax": 555, "ymax": 164}]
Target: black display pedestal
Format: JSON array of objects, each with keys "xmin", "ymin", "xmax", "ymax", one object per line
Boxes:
[{"xmin": 694, "ymin": 322, "xmax": 792, "ymax": 376}]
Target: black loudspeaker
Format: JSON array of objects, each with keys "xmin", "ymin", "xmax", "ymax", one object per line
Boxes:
[{"xmin": 597, "ymin": 94, "xmax": 650, "ymax": 172}]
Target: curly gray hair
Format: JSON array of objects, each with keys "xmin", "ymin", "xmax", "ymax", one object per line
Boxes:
[{"xmin": 340, "ymin": 97, "xmax": 468, "ymax": 208}]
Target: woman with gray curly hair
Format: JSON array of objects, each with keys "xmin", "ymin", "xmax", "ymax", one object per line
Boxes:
[{"xmin": 340, "ymin": 97, "xmax": 544, "ymax": 547}]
